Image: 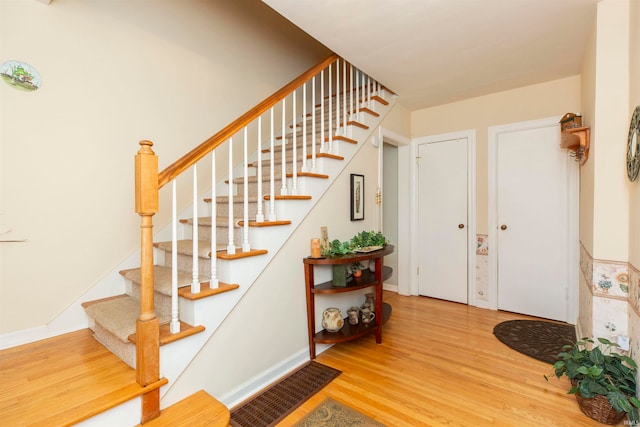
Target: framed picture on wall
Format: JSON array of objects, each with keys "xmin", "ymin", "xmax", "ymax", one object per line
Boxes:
[{"xmin": 350, "ymin": 174, "xmax": 364, "ymax": 221}]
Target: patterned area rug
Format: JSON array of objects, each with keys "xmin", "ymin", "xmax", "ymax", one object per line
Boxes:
[
  {"xmin": 493, "ymin": 319, "xmax": 576, "ymax": 364},
  {"xmin": 230, "ymin": 361, "xmax": 341, "ymax": 427},
  {"xmin": 293, "ymin": 397, "xmax": 386, "ymax": 427}
]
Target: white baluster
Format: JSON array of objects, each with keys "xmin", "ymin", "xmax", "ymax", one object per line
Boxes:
[
  {"xmin": 191, "ymin": 164, "xmax": 200, "ymax": 294},
  {"xmin": 366, "ymin": 74, "xmax": 371, "ymax": 109},
  {"xmin": 280, "ymin": 97, "xmax": 288, "ymax": 196},
  {"xmin": 291, "ymin": 88, "xmax": 298, "ymax": 195},
  {"xmin": 328, "ymin": 62, "xmax": 332, "ymax": 153},
  {"xmin": 335, "ymin": 58, "xmax": 340, "ymax": 136},
  {"xmin": 343, "ymin": 59, "xmax": 347, "ymax": 136},
  {"xmin": 170, "ymin": 179, "xmax": 180, "ymax": 333},
  {"xmin": 268, "ymin": 108, "xmax": 277, "ymax": 221},
  {"xmin": 320, "ymin": 69, "xmax": 325, "ymax": 153},
  {"xmin": 256, "ymin": 116, "xmax": 264, "ymax": 222},
  {"xmin": 242, "ymin": 127, "xmax": 250, "ymax": 252},
  {"xmin": 302, "ymin": 82, "xmax": 308, "ymax": 172},
  {"xmin": 227, "ymin": 137, "xmax": 236, "ymax": 255},
  {"xmin": 349, "ymin": 63, "xmax": 354, "ymax": 123},
  {"xmin": 210, "ymin": 150, "xmax": 218, "ymax": 288},
  {"xmin": 311, "ymin": 75, "xmax": 317, "ymax": 171},
  {"xmin": 355, "ymin": 68, "xmax": 360, "ymax": 123}
]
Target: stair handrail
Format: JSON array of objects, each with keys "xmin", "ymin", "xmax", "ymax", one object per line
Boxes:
[
  {"xmin": 157, "ymin": 53, "xmax": 339, "ymax": 189},
  {"xmin": 135, "ymin": 52, "xmax": 339, "ymax": 422}
]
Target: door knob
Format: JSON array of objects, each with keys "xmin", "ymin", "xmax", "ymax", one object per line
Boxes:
[
  {"xmin": 458, "ymin": 224, "xmax": 465, "ymax": 229},
  {"xmin": 500, "ymin": 225, "xmax": 508, "ymax": 230}
]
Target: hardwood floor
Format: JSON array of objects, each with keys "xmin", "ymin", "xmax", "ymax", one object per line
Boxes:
[
  {"xmin": 0, "ymin": 329, "xmax": 166, "ymax": 426},
  {"xmin": 277, "ymin": 291, "xmax": 609, "ymax": 426},
  {"xmin": 0, "ymin": 292, "xmax": 614, "ymax": 426}
]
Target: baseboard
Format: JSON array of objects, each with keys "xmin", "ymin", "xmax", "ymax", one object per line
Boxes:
[
  {"xmin": 383, "ymin": 283, "xmax": 398, "ymax": 292},
  {"xmin": 220, "ymin": 348, "xmax": 309, "ymax": 409}
]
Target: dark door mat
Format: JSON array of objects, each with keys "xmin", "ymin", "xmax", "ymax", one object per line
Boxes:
[
  {"xmin": 230, "ymin": 361, "xmax": 342, "ymax": 427},
  {"xmin": 493, "ymin": 319, "xmax": 576, "ymax": 364}
]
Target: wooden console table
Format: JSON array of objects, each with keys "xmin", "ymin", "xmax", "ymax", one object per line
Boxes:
[{"xmin": 303, "ymin": 244, "xmax": 394, "ymax": 359}]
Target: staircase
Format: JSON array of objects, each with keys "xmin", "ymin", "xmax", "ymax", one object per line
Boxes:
[{"xmin": 75, "ymin": 54, "xmax": 396, "ymax": 424}]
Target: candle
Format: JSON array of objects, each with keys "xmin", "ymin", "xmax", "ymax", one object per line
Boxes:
[{"xmin": 311, "ymin": 238, "xmax": 321, "ymax": 258}]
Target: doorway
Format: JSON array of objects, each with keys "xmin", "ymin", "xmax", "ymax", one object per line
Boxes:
[
  {"xmin": 488, "ymin": 117, "xmax": 578, "ymax": 322},
  {"xmin": 414, "ymin": 130, "xmax": 476, "ymax": 304},
  {"xmin": 383, "ymin": 142, "xmax": 399, "ymax": 289}
]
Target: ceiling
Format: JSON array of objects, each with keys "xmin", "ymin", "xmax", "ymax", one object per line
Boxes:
[{"xmin": 262, "ymin": 0, "xmax": 599, "ymax": 111}]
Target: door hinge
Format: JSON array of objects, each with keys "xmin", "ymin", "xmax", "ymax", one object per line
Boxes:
[{"xmin": 416, "ymin": 156, "xmax": 421, "ymax": 165}]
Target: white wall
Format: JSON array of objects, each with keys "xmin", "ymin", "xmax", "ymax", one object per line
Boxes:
[{"xmin": 0, "ymin": 0, "xmax": 330, "ymax": 334}]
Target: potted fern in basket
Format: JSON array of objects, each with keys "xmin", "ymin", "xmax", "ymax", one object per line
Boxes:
[{"xmin": 546, "ymin": 337, "xmax": 639, "ymax": 425}]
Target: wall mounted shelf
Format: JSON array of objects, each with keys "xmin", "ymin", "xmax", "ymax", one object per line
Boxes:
[{"xmin": 560, "ymin": 126, "xmax": 590, "ymax": 165}]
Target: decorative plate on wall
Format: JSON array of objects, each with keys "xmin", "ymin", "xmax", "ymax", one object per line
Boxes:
[
  {"xmin": 628, "ymin": 105, "xmax": 640, "ymax": 182},
  {"xmin": 0, "ymin": 60, "xmax": 42, "ymax": 92}
]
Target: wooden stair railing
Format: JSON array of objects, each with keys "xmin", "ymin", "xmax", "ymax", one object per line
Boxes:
[
  {"xmin": 157, "ymin": 53, "xmax": 339, "ymax": 188},
  {"xmin": 132, "ymin": 51, "xmax": 390, "ymax": 422},
  {"xmin": 134, "ymin": 140, "xmax": 162, "ymax": 423},
  {"xmin": 133, "ymin": 54, "xmax": 339, "ymax": 422}
]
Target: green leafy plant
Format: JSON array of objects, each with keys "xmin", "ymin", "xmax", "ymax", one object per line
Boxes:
[
  {"xmin": 546, "ymin": 337, "xmax": 640, "ymax": 425},
  {"xmin": 321, "ymin": 231, "xmax": 387, "ymax": 257},
  {"xmin": 322, "ymin": 239, "xmax": 356, "ymax": 257},
  {"xmin": 349, "ymin": 230, "xmax": 387, "ymax": 249}
]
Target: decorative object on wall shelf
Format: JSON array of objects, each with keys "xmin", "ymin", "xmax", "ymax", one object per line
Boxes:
[
  {"xmin": 331, "ymin": 264, "xmax": 351, "ymax": 287},
  {"xmin": 321, "ymin": 308, "xmax": 344, "ymax": 333},
  {"xmin": 0, "ymin": 60, "xmax": 41, "ymax": 92},
  {"xmin": 626, "ymin": 105, "xmax": 640, "ymax": 182},
  {"xmin": 559, "ymin": 113, "xmax": 590, "ymax": 165},
  {"xmin": 363, "ymin": 292, "xmax": 375, "ymax": 313},
  {"xmin": 310, "ymin": 238, "xmax": 322, "ymax": 258},
  {"xmin": 321, "ymin": 230, "xmax": 387, "ymax": 257},
  {"xmin": 350, "ymin": 174, "xmax": 364, "ymax": 221},
  {"xmin": 350, "ymin": 262, "xmax": 365, "ymax": 277}
]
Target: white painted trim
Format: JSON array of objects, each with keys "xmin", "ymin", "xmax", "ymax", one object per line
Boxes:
[
  {"xmin": 380, "ymin": 127, "xmax": 411, "ymax": 147},
  {"xmin": 411, "ymin": 130, "xmax": 477, "ymax": 303},
  {"xmin": 567, "ymin": 149, "xmax": 580, "ymax": 324},
  {"xmin": 380, "ymin": 127, "xmax": 412, "ymax": 296},
  {"xmin": 219, "ymin": 349, "xmax": 309, "ymax": 408},
  {"xmin": 488, "ymin": 116, "xmax": 579, "ymax": 322}
]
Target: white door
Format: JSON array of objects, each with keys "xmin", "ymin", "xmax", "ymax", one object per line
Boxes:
[
  {"xmin": 494, "ymin": 121, "xmax": 570, "ymax": 321},
  {"xmin": 417, "ymin": 137, "xmax": 468, "ymax": 303}
]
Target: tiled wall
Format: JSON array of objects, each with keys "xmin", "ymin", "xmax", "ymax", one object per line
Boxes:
[
  {"xmin": 474, "ymin": 238, "xmax": 638, "ymax": 364},
  {"xmin": 579, "ymin": 243, "xmax": 640, "ymax": 363},
  {"xmin": 476, "ymin": 234, "xmax": 488, "ymax": 302}
]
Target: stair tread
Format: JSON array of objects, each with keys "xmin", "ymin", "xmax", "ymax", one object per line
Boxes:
[
  {"xmin": 180, "ymin": 217, "xmax": 241, "ymax": 228},
  {"xmin": 138, "ymin": 390, "xmax": 229, "ymax": 427},
  {"xmin": 84, "ymin": 295, "xmax": 171, "ymax": 342},
  {"xmin": 155, "ymin": 240, "xmax": 213, "ymax": 258},
  {"xmin": 155, "ymin": 240, "xmax": 268, "ymax": 260},
  {"xmin": 120, "ymin": 265, "xmax": 193, "ymax": 296},
  {"xmin": 203, "ymin": 195, "xmax": 260, "ymax": 203},
  {"xmin": 128, "ymin": 321, "xmax": 206, "ymax": 346}
]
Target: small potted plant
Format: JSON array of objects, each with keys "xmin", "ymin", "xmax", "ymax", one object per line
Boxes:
[
  {"xmin": 350, "ymin": 262, "xmax": 366, "ymax": 278},
  {"xmin": 546, "ymin": 337, "xmax": 639, "ymax": 425}
]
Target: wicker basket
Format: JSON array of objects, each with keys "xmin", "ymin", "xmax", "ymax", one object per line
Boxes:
[{"xmin": 572, "ymin": 385, "xmax": 627, "ymax": 425}]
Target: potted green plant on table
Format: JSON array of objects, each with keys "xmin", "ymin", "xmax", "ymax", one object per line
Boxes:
[
  {"xmin": 321, "ymin": 231, "xmax": 387, "ymax": 286},
  {"xmin": 546, "ymin": 337, "xmax": 639, "ymax": 425}
]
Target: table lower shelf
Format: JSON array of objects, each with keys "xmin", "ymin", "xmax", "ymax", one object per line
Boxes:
[{"xmin": 314, "ymin": 302, "xmax": 391, "ymax": 344}]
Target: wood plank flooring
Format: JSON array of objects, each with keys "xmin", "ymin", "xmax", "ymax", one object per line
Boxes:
[
  {"xmin": 277, "ymin": 291, "xmax": 608, "ymax": 426},
  {"xmin": 0, "ymin": 329, "xmax": 166, "ymax": 426},
  {"xmin": 0, "ymin": 292, "xmax": 614, "ymax": 426}
]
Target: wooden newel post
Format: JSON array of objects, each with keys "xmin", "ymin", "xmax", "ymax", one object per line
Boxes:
[{"xmin": 134, "ymin": 140, "xmax": 161, "ymax": 422}]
